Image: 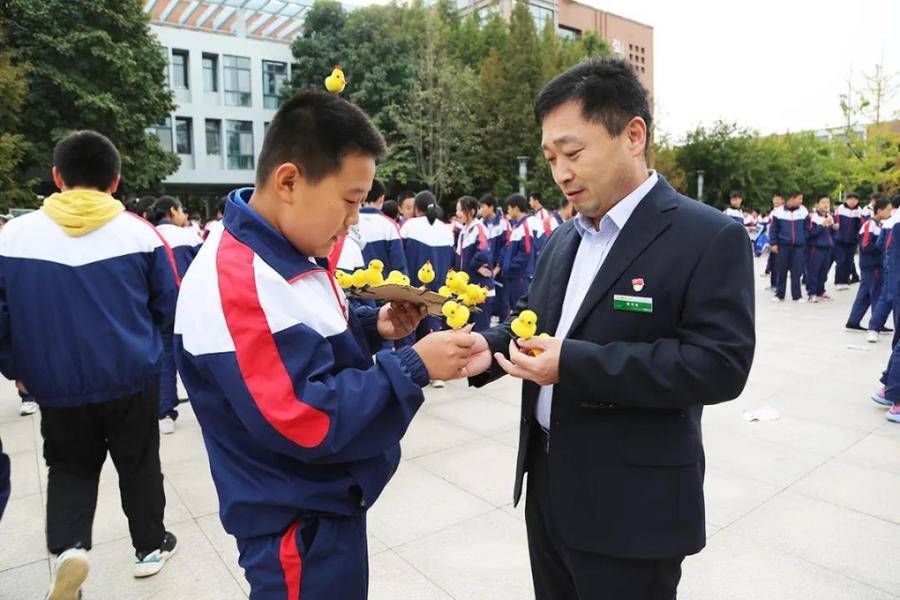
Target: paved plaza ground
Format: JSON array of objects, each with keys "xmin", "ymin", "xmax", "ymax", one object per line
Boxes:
[{"xmin": 2, "ymin": 256, "xmax": 900, "ymax": 599}]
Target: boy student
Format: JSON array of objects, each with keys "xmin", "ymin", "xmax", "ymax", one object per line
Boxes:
[
  {"xmin": 357, "ymin": 177, "xmax": 408, "ymax": 275},
  {"xmin": 479, "ymin": 194, "xmax": 510, "ymax": 318},
  {"xmin": 501, "ymin": 193, "xmax": 536, "ymax": 318},
  {"xmin": 805, "ymin": 195, "xmax": 835, "ymax": 302},
  {"xmin": 769, "ymin": 191, "xmax": 808, "ymax": 302},
  {"xmin": 847, "ymin": 197, "xmax": 893, "ymax": 330},
  {"xmin": 872, "ymin": 195, "xmax": 900, "ymax": 422},
  {"xmin": 834, "ymin": 192, "xmax": 863, "ymax": 289},
  {"xmin": 764, "ymin": 194, "xmax": 785, "ymax": 290},
  {"xmin": 867, "ymin": 194, "xmax": 900, "ymax": 343},
  {"xmin": 723, "ymin": 190, "xmax": 746, "ymax": 226},
  {"xmin": 174, "ymin": 91, "xmax": 477, "ymax": 599},
  {"xmin": 0, "ymin": 131, "xmax": 179, "ymax": 598}
]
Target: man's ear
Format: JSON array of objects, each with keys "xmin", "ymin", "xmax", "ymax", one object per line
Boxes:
[
  {"xmin": 271, "ymin": 163, "xmax": 302, "ymax": 204},
  {"xmin": 625, "ymin": 116, "xmax": 648, "ymax": 158}
]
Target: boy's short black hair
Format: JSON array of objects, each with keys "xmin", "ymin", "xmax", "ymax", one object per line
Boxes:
[
  {"xmin": 845, "ymin": 192, "xmax": 861, "ymax": 201},
  {"xmin": 534, "ymin": 57, "xmax": 653, "ymax": 159},
  {"xmin": 478, "ymin": 194, "xmax": 497, "ymax": 208},
  {"xmin": 256, "ymin": 91, "xmax": 387, "ymax": 187},
  {"xmin": 787, "ymin": 190, "xmax": 802, "ymax": 199},
  {"xmin": 873, "ymin": 198, "xmax": 891, "ymax": 212},
  {"xmin": 53, "ymin": 130, "xmax": 121, "ymax": 190},
  {"xmin": 382, "ymin": 199, "xmax": 399, "ymax": 220},
  {"xmin": 529, "ymin": 192, "xmax": 542, "ymax": 202},
  {"xmin": 890, "ymin": 194, "xmax": 900, "ymax": 209},
  {"xmin": 366, "ymin": 178, "xmax": 385, "ymax": 203},
  {"xmin": 730, "ymin": 191, "xmax": 743, "ymax": 199},
  {"xmin": 817, "ymin": 194, "xmax": 830, "ymax": 202},
  {"xmin": 505, "ymin": 193, "xmax": 529, "ymax": 213},
  {"xmin": 398, "ymin": 190, "xmax": 415, "ymax": 202}
]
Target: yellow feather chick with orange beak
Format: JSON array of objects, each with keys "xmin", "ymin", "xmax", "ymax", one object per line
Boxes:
[
  {"xmin": 324, "ymin": 65, "xmax": 347, "ymax": 93},
  {"xmin": 365, "ymin": 259, "xmax": 384, "ymax": 287},
  {"xmin": 441, "ymin": 300, "xmax": 470, "ymax": 330},
  {"xmin": 510, "ymin": 310, "xmax": 538, "ymax": 340},
  {"xmin": 335, "ymin": 270, "xmax": 353, "ymax": 289},
  {"xmin": 417, "ymin": 261, "xmax": 435, "ymax": 285}
]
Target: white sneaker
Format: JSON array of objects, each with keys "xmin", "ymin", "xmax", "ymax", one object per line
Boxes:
[
  {"xmin": 431, "ymin": 380, "xmax": 445, "ymax": 388},
  {"xmin": 134, "ymin": 531, "xmax": 177, "ymax": 578},
  {"xmin": 20, "ymin": 400, "xmax": 38, "ymax": 416},
  {"xmin": 868, "ymin": 330, "xmax": 879, "ymax": 343},
  {"xmin": 837, "ymin": 284, "xmax": 850, "ymax": 291},
  {"xmin": 807, "ymin": 295, "xmax": 818, "ymax": 303},
  {"xmin": 158, "ymin": 417, "xmax": 175, "ymax": 435},
  {"xmin": 47, "ymin": 547, "xmax": 89, "ymax": 600},
  {"xmin": 792, "ymin": 298, "xmax": 805, "ymax": 303},
  {"xmin": 771, "ymin": 296, "xmax": 784, "ymax": 303}
]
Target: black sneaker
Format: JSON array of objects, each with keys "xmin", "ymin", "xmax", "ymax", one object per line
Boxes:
[
  {"xmin": 134, "ymin": 531, "xmax": 177, "ymax": 578},
  {"xmin": 845, "ymin": 323, "xmax": 866, "ymax": 331},
  {"xmin": 879, "ymin": 327, "xmax": 894, "ymax": 333}
]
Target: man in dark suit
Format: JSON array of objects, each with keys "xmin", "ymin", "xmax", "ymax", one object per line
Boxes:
[{"xmin": 465, "ymin": 58, "xmax": 755, "ymax": 599}]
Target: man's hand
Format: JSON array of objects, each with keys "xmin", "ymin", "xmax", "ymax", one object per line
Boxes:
[
  {"xmin": 377, "ymin": 301, "xmax": 427, "ymax": 340},
  {"xmin": 494, "ymin": 337, "xmax": 561, "ymax": 386},
  {"xmin": 462, "ymin": 333, "xmax": 492, "ymax": 378},
  {"xmin": 413, "ymin": 327, "xmax": 477, "ymax": 381},
  {"xmin": 769, "ymin": 244, "xmax": 779, "ymax": 254}
]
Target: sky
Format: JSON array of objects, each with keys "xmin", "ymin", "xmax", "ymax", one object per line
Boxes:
[
  {"xmin": 359, "ymin": 0, "xmax": 900, "ymax": 142},
  {"xmin": 565, "ymin": 0, "xmax": 900, "ymax": 141}
]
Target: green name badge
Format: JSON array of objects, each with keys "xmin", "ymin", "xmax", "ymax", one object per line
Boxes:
[{"xmin": 613, "ymin": 294, "xmax": 653, "ymax": 313}]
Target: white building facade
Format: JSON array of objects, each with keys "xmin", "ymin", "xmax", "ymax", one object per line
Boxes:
[{"xmin": 145, "ymin": 0, "xmax": 308, "ymax": 203}]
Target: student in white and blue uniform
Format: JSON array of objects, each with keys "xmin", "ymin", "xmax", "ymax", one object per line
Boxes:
[
  {"xmin": 847, "ymin": 197, "xmax": 893, "ymax": 330},
  {"xmin": 768, "ymin": 192, "xmax": 809, "ymax": 301},
  {"xmin": 455, "ymin": 196, "xmax": 494, "ymax": 331},
  {"xmin": 357, "ymin": 178, "xmax": 407, "ymax": 275},
  {"xmin": 500, "ymin": 193, "xmax": 536, "ymax": 319},
  {"xmin": 149, "ymin": 196, "xmax": 203, "ymax": 434},
  {"xmin": 834, "ymin": 193, "xmax": 863, "ymax": 288},
  {"xmin": 479, "ymin": 194, "xmax": 509, "ymax": 319}
]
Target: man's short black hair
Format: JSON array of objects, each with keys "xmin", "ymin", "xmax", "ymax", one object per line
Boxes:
[
  {"xmin": 256, "ymin": 91, "xmax": 387, "ymax": 187},
  {"xmin": 366, "ymin": 178, "xmax": 385, "ymax": 203},
  {"xmin": 53, "ymin": 130, "xmax": 121, "ymax": 190},
  {"xmin": 730, "ymin": 191, "xmax": 743, "ymax": 199},
  {"xmin": 479, "ymin": 194, "xmax": 497, "ymax": 208},
  {"xmin": 534, "ymin": 57, "xmax": 653, "ymax": 159},
  {"xmin": 505, "ymin": 193, "xmax": 529, "ymax": 213}
]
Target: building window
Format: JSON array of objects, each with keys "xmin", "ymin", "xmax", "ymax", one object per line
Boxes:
[
  {"xmin": 641, "ymin": 66, "xmax": 645, "ymax": 73},
  {"xmin": 558, "ymin": 25, "xmax": 580, "ymax": 40},
  {"xmin": 528, "ymin": 4, "xmax": 554, "ymax": 33},
  {"xmin": 175, "ymin": 117, "xmax": 192, "ymax": 155},
  {"xmin": 206, "ymin": 119, "xmax": 222, "ymax": 155},
  {"xmin": 150, "ymin": 118, "xmax": 173, "ymax": 152},
  {"xmin": 262, "ymin": 60, "xmax": 287, "ymax": 109},
  {"xmin": 224, "ymin": 55, "xmax": 252, "ymax": 107},
  {"xmin": 172, "ymin": 49, "xmax": 189, "ymax": 89},
  {"xmin": 202, "ymin": 53, "xmax": 218, "ymax": 92},
  {"xmin": 226, "ymin": 120, "xmax": 254, "ymax": 169}
]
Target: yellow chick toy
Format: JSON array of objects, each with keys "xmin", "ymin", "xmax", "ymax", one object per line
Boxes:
[
  {"xmin": 324, "ymin": 65, "xmax": 347, "ymax": 94},
  {"xmin": 384, "ymin": 270, "xmax": 406, "ymax": 286},
  {"xmin": 351, "ymin": 269, "xmax": 368, "ymax": 288},
  {"xmin": 366, "ymin": 259, "xmax": 385, "ymax": 287},
  {"xmin": 400, "ymin": 274, "xmax": 411, "ymax": 286},
  {"xmin": 464, "ymin": 284, "xmax": 488, "ymax": 305},
  {"xmin": 438, "ymin": 285, "xmax": 453, "ymax": 298},
  {"xmin": 441, "ymin": 300, "xmax": 470, "ymax": 330},
  {"xmin": 335, "ymin": 270, "xmax": 352, "ymax": 289},
  {"xmin": 418, "ymin": 261, "xmax": 435, "ymax": 285},
  {"xmin": 511, "ymin": 309, "xmax": 538, "ymax": 340},
  {"xmin": 448, "ymin": 271, "xmax": 470, "ymax": 295},
  {"xmin": 530, "ymin": 332, "xmax": 552, "ymax": 356}
]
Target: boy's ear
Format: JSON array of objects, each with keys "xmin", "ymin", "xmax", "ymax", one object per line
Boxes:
[
  {"xmin": 109, "ymin": 175, "xmax": 121, "ymax": 195},
  {"xmin": 271, "ymin": 163, "xmax": 302, "ymax": 204},
  {"xmin": 51, "ymin": 166, "xmax": 65, "ymax": 191}
]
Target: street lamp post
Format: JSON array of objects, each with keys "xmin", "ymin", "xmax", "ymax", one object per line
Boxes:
[
  {"xmin": 696, "ymin": 170, "xmax": 705, "ymax": 202},
  {"xmin": 517, "ymin": 156, "xmax": 529, "ymax": 196}
]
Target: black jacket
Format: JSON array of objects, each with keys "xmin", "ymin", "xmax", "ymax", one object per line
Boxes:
[{"xmin": 471, "ymin": 176, "xmax": 755, "ymax": 559}]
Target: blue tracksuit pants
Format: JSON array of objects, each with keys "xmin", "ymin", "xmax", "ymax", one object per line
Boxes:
[
  {"xmin": 776, "ymin": 245, "xmax": 805, "ymax": 300},
  {"xmin": 805, "ymin": 246, "xmax": 832, "ymax": 297},
  {"xmin": 848, "ymin": 267, "xmax": 882, "ymax": 327}
]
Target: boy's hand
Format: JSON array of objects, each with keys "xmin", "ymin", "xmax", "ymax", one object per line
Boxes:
[
  {"xmin": 769, "ymin": 244, "xmax": 779, "ymax": 254},
  {"xmin": 477, "ymin": 266, "xmax": 493, "ymax": 277},
  {"xmin": 378, "ymin": 301, "xmax": 427, "ymax": 340},
  {"xmin": 15, "ymin": 380, "xmax": 28, "ymax": 394},
  {"xmin": 413, "ymin": 327, "xmax": 477, "ymax": 381},
  {"xmin": 462, "ymin": 333, "xmax": 492, "ymax": 378}
]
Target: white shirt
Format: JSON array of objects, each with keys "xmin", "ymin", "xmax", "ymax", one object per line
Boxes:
[{"xmin": 535, "ymin": 170, "xmax": 659, "ymax": 430}]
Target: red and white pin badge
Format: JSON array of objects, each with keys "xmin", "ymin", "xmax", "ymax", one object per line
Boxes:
[{"xmin": 631, "ymin": 278, "xmax": 645, "ymax": 292}]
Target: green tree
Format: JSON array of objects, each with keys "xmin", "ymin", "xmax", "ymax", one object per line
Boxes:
[
  {"xmin": 390, "ymin": 13, "xmax": 479, "ymax": 204},
  {"xmin": 1, "ymin": 0, "xmax": 178, "ymax": 195},
  {"xmin": 286, "ymin": 0, "xmax": 348, "ymax": 94},
  {"xmin": 0, "ymin": 18, "xmax": 34, "ymax": 208}
]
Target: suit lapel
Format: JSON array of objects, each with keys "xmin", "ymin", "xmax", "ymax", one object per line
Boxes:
[
  {"xmin": 565, "ymin": 178, "xmax": 678, "ymax": 336},
  {"xmin": 542, "ymin": 224, "xmax": 582, "ymax": 335}
]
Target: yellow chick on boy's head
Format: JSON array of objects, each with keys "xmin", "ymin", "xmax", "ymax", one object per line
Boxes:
[
  {"xmin": 335, "ymin": 270, "xmax": 352, "ymax": 289},
  {"xmin": 418, "ymin": 261, "xmax": 435, "ymax": 285},
  {"xmin": 324, "ymin": 65, "xmax": 347, "ymax": 93},
  {"xmin": 511, "ymin": 309, "xmax": 538, "ymax": 340}
]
